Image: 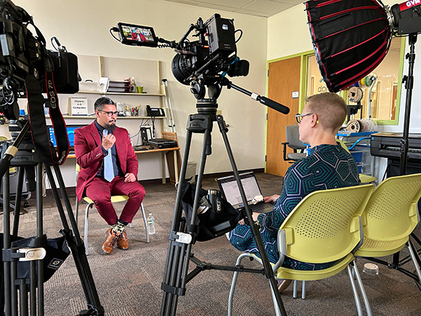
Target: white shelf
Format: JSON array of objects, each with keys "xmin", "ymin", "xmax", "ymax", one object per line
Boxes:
[
  {"xmin": 46, "ymin": 115, "xmax": 165, "ymax": 119},
  {"xmin": 77, "ymin": 91, "xmax": 165, "ymax": 97}
]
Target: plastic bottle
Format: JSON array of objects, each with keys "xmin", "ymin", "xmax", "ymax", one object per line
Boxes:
[{"xmin": 147, "ymin": 213, "xmax": 155, "ymax": 235}]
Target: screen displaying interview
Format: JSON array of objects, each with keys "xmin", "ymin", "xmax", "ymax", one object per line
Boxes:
[{"xmin": 118, "ymin": 23, "xmax": 158, "ymax": 47}]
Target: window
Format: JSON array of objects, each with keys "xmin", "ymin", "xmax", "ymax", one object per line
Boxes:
[{"xmin": 305, "ymin": 37, "xmax": 404, "ymax": 125}]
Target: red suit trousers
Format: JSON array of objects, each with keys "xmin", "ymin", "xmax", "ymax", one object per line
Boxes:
[{"xmin": 85, "ymin": 176, "xmax": 145, "ymax": 225}]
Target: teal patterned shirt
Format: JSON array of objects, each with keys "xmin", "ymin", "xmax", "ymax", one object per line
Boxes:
[{"xmin": 229, "ymin": 143, "xmax": 360, "ymax": 270}]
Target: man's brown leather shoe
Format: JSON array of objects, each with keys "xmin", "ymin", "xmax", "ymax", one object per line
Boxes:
[
  {"xmin": 117, "ymin": 230, "xmax": 129, "ymax": 250},
  {"xmin": 102, "ymin": 228, "xmax": 119, "ymax": 254}
]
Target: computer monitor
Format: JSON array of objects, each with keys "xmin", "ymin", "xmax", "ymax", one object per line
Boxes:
[{"xmin": 48, "ymin": 125, "xmax": 84, "ymax": 147}]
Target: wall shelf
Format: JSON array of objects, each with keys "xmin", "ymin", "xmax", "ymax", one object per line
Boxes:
[
  {"xmin": 46, "ymin": 115, "xmax": 165, "ymax": 119},
  {"xmin": 77, "ymin": 91, "xmax": 165, "ymax": 97}
]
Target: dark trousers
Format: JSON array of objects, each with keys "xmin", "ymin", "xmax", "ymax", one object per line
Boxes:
[{"xmin": 85, "ymin": 176, "xmax": 145, "ymax": 225}]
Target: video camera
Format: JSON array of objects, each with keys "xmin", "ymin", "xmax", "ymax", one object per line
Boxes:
[
  {"xmin": 112, "ymin": 13, "xmax": 249, "ymax": 97},
  {"xmin": 0, "ymin": 0, "xmax": 79, "ymax": 120}
]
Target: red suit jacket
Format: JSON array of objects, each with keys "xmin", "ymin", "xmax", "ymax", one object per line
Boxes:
[{"xmin": 74, "ymin": 121, "xmax": 138, "ymax": 201}]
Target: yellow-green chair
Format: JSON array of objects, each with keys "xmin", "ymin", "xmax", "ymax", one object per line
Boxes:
[
  {"xmin": 228, "ymin": 184, "xmax": 374, "ymax": 316},
  {"xmin": 75, "ymin": 164, "xmax": 149, "ymax": 255},
  {"xmin": 355, "ymin": 173, "xmax": 421, "ymax": 283}
]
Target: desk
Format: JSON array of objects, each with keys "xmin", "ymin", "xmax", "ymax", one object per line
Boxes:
[{"xmin": 67, "ymin": 146, "xmax": 180, "ymax": 184}]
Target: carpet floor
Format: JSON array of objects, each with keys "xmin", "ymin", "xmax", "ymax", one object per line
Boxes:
[{"xmin": 2, "ymin": 172, "xmax": 421, "ymax": 315}]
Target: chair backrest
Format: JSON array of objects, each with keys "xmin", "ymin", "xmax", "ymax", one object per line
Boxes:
[
  {"xmin": 361, "ymin": 173, "xmax": 421, "ymax": 241},
  {"xmin": 285, "ymin": 125, "xmax": 306, "ymax": 150},
  {"xmin": 278, "ymin": 184, "xmax": 374, "ymax": 264}
]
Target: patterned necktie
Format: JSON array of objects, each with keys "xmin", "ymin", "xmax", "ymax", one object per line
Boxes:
[{"xmin": 103, "ymin": 129, "xmax": 114, "ymax": 182}]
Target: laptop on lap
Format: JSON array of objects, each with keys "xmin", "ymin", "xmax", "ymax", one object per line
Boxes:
[{"xmin": 217, "ymin": 171, "xmax": 273, "ymax": 213}]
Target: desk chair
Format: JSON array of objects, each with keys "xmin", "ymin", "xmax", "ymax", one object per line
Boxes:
[
  {"xmin": 228, "ymin": 184, "xmax": 374, "ymax": 316},
  {"xmin": 355, "ymin": 173, "xmax": 421, "ymax": 284},
  {"xmin": 75, "ymin": 165, "xmax": 149, "ymax": 255},
  {"xmin": 282, "ymin": 125, "xmax": 307, "ymax": 162}
]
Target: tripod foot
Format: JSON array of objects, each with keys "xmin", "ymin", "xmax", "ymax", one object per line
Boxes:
[{"xmin": 79, "ymin": 308, "xmax": 103, "ymax": 316}]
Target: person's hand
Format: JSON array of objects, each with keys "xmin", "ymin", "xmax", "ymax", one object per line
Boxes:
[
  {"xmin": 264, "ymin": 194, "xmax": 280, "ymax": 204},
  {"xmin": 102, "ymin": 131, "xmax": 116, "ymax": 150},
  {"xmin": 238, "ymin": 212, "xmax": 260, "ymax": 225},
  {"xmin": 124, "ymin": 173, "xmax": 136, "ymax": 183}
]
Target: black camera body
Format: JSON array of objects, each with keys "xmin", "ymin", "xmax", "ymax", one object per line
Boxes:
[
  {"xmin": 115, "ymin": 13, "xmax": 249, "ymax": 89},
  {"xmin": 0, "ymin": 0, "xmax": 79, "ymax": 120}
]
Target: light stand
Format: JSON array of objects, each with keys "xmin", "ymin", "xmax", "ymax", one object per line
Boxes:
[{"xmin": 160, "ymin": 82, "xmax": 288, "ymax": 316}]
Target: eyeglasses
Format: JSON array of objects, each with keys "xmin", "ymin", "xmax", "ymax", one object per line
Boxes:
[
  {"xmin": 100, "ymin": 110, "xmax": 118, "ymax": 117},
  {"xmin": 295, "ymin": 112, "xmax": 313, "ymax": 124}
]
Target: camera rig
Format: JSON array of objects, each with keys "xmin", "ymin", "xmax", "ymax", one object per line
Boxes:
[
  {"xmin": 0, "ymin": 1, "xmax": 104, "ymax": 315},
  {"xmin": 112, "ymin": 13, "xmax": 289, "ymax": 316},
  {"xmin": 111, "ymin": 13, "xmax": 289, "ymax": 114},
  {"xmin": 0, "ymin": 0, "xmax": 80, "ymax": 167}
]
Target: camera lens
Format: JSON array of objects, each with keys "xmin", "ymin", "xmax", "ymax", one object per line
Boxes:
[{"xmin": 171, "ymin": 54, "xmax": 194, "ymax": 85}]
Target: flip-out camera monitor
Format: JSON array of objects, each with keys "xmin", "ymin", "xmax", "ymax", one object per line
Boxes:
[{"xmin": 117, "ymin": 22, "xmax": 158, "ymax": 47}]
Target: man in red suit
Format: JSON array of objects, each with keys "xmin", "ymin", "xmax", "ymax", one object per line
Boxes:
[{"xmin": 75, "ymin": 97, "xmax": 145, "ymax": 254}]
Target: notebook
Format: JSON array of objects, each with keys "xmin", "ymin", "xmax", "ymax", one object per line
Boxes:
[{"xmin": 217, "ymin": 171, "xmax": 273, "ymax": 213}]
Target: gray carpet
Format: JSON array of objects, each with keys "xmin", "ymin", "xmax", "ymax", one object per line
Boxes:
[{"xmin": 3, "ymin": 172, "xmax": 421, "ymax": 315}]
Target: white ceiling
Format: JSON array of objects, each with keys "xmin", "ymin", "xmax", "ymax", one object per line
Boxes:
[{"xmin": 162, "ymin": 0, "xmax": 305, "ymax": 18}]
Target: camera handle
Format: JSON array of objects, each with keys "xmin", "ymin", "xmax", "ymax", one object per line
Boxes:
[
  {"xmin": 160, "ymin": 99, "xmax": 287, "ymax": 316},
  {"xmin": 1, "ymin": 125, "xmax": 104, "ymax": 315}
]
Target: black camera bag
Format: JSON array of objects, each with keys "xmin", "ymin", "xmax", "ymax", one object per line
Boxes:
[
  {"xmin": 45, "ymin": 50, "xmax": 79, "ymax": 94},
  {"xmin": 181, "ymin": 182, "xmax": 243, "ymax": 242}
]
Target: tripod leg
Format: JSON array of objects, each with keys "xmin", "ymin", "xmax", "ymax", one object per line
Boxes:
[
  {"xmin": 12, "ymin": 166, "xmax": 25, "ymax": 236},
  {"xmin": 161, "ymin": 127, "xmax": 194, "ymax": 315},
  {"xmin": 44, "ymin": 164, "xmax": 104, "ymax": 315},
  {"xmin": 3, "ymin": 166, "xmax": 12, "ymax": 316},
  {"xmin": 161, "ymin": 114, "xmax": 215, "ymax": 316},
  {"xmin": 216, "ymin": 115, "xmax": 287, "ymax": 315}
]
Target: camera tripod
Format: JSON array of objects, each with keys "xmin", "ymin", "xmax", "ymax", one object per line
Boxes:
[
  {"xmin": 160, "ymin": 97, "xmax": 287, "ymax": 316},
  {"xmin": 0, "ymin": 121, "xmax": 104, "ymax": 316}
]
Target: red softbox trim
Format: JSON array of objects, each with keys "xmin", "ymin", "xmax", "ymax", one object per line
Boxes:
[{"xmin": 306, "ymin": 0, "xmax": 392, "ymax": 92}]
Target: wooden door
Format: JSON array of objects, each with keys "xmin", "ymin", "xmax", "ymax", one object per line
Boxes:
[{"xmin": 266, "ymin": 56, "xmax": 301, "ymax": 176}]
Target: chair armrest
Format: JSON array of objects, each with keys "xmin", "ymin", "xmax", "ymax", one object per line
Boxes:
[
  {"xmin": 282, "ymin": 142, "xmax": 291, "ymax": 162},
  {"xmin": 273, "ymin": 229, "xmax": 288, "ymax": 272}
]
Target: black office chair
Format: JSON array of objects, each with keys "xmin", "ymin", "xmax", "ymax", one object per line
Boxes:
[{"xmin": 282, "ymin": 125, "xmax": 307, "ymax": 162}]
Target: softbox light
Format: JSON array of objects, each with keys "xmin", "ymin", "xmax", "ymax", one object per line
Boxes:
[{"xmin": 306, "ymin": 0, "xmax": 392, "ymax": 92}]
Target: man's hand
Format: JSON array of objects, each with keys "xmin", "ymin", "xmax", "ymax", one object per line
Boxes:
[
  {"xmin": 264, "ymin": 194, "xmax": 280, "ymax": 204},
  {"xmin": 124, "ymin": 173, "xmax": 136, "ymax": 183},
  {"xmin": 102, "ymin": 131, "xmax": 116, "ymax": 150}
]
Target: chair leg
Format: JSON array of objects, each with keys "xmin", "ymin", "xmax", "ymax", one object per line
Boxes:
[
  {"xmin": 348, "ymin": 262, "xmax": 372, "ymax": 316},
  {"xmin": 301, "ymin": 281, "xmax": 306, "ymax": 299},
  {"xmin": 407, "ymin": 241, "xmax": 421, "ymax": 283},
  {"xmin": 75, "ymin": 198, "xmax": 79, "ymax": 225},
  {"xmin": 293, "ymin": 280, "xmax": 298, "ymax": 298},
  {"xmin": 351, "ymin": 262, "xmax": 372, "ymax": 316},
  {"xmin": 228, "ymin": 253, "xmax": 253, "ymax": 316},
  {"xmin": 269, "ymin": 281, "xmax": 283, "ymax": 316},
  {"xmin": 84, "ymin": 203, "xmax": 93, "ymax": 255},
  {"xmin": 140, "ymin": 202, "xmax": 149, "ymax": 243}
]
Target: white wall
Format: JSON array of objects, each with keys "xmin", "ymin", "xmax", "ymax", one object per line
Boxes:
[
  {"xmin": 13, "ymin": 0, "xmax": 268, "ymax": 186},
  {"xmin": 267, "ymin": 1, "xmax": 421, "ymax": 180}
]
